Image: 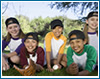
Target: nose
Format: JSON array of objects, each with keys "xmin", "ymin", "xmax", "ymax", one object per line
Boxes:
[
  {"xmin": 12, "ymin": 27, "xmax": 16, "ymax": 31},
  {"xmin": 73, "ymin": 42, "xmax": 77, "ymax": 47}
]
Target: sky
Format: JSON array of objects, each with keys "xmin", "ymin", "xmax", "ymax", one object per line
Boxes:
[{"xmin": 2, "ymin": 1, "xmax": 79, "ymax": 20}]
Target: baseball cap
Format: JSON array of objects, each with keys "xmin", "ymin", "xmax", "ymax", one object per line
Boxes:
[
  {"xmin": 87, "ymin": 11, "xmax": 98, "ymax": 19},
  {"xmin": 5, "ymin": 17, "xmax": 19, "ymax": 27},
  {"xmin": 68, "ymin": 30, "xmax": 85, "ymax": 42},
  {"xmin": 24, "ymin": 32, "xmax": 39, "ymax": 42},
  {"xmin": 50, "ymin": 19, "xmax": 63, "ymax": 29}
]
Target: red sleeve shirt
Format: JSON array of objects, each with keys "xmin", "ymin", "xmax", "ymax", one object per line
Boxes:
[{"xmin": 20, "ymin": 46, "xmax": 44, "ymax": 68}]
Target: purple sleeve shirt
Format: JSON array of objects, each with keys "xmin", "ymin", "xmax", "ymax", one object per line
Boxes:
[
  {"xmin": 15, "ymin": 38, "xmax": 25, "ymax": 55},
  {"xmin": 2, "ymin": 38, "xmax": 25, "ymax": 55}
]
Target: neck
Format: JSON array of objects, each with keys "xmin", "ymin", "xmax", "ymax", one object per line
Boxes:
[{"xmin": 88, "ymin": 27, "xmax": 96, "ymax": 32}]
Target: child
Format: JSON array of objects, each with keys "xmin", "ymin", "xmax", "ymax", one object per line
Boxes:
[
  {"xmin": 83, "ymin": 11, "xmax": 98, "ymax": 66},
  {"xmin": 44, "ymin": 19, "xmax": 67, "ymax": 72},
  {"xmin": 2, "ymin": 17, "xmax": 25, "ymax": 71},
  {"xmin": 66, "ymin": 30, "xmax": 97, "ymax": 76},
  {"xmin": 16, "ymin": 32, "xmax": 44, "ymax": 71}
]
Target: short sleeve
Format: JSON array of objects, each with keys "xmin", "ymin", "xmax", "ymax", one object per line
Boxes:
[
  {"xmin": 59, "ymin": 37, "xmax": 67, "ymax": 54},
  {"xmin": 85, "ymin": 45, "xmax": 97, "ymax": 72},
  {"xmin": 45, "ymin": 32, "xmax": 52, "ymax": 52},
  {"xmin": 2, "ymin": 40, "xmax": 9, "ymax": 51},
  {"xmin": 67, "ymin": 47, "xmax": 74, "ymax": 67},
  {"xmin": 15, "ymin": 39, "xmax": 25, "ymax": 55},
  {"xmin": 36, "ymin": 47, "xmax": 44, "ymax": 66}
]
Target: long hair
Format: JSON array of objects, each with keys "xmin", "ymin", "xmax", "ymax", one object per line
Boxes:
[
  {"xmin": 4, "ymin": 17, "xmax": 25, "ymax": 41},
  {"xmin": 4, "ymin": 29, "xmax": 25, "ymax": 42},
  {"xmin": 83, "ymin": 23, "xmax": 98, "ymax": 44}
]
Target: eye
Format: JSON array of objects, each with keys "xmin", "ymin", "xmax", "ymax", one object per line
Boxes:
[
  {"xmin": 8, "ymin": 27, "xmax": 12, "ymax": 29},
  {"xmin": 14, "ymin": 25, "xmax": 18, "ymax": 28},
  {"xmin": 91, "ymin": 18, "xmax": 95, "ymax": 21},
  {"xmin": 76, "ymin": 41, "xmax": 80, "ymax": 43},
  {"xmin": 70, "ymin": 42, "xmax": 73, "ymax": 45}
]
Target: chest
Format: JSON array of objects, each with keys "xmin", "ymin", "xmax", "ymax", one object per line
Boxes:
[
  {"xmin": 8, "ymin": 38, "xmax": 22, "ymax": 52},
  {"xmin": 72, "ymin": 52, "xmax": 87, "ymax": 69}
]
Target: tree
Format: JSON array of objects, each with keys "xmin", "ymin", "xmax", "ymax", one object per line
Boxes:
[
  {"xmin": 2, "ymin": 2, "xmax": 9, "ymax": 14},
  {"xmin": 15, "ymin": 15, "xmax": 32, "ymax": 34},
  {"xmin": 50, "ymin": 2, "xmax": 98, "ymax": 19}
]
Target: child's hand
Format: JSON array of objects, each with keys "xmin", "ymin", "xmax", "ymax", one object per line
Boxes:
[
  {"xmin": 68, "ymin": 63, "xmax": 79, "ymax": 75},
  {"xmin": 46, "ymin": 67, "xmax": 54, "ymax": 72},
  {"xmin": 2, "ymin": 56, "xmax": 9, "ymax": 71}
]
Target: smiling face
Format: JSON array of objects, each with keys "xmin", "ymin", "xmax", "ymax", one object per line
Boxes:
[
  {"xmin": 24, "ymin": 35, "xmax": 38, "ymax": 53},
  {"xmin": 69, "ymin": 35, "xmax": 86, "ymax": 54},
  {"xmin": 52, "ymin": 26, "xmax": 63, "ymax": 38},
  {"xmin": 86, "ymin": 16, "xmax": 98, "ymax": 31},
  {"xmin": 7, "ymin": 23, "xmax": 20, "ymax": 38}
]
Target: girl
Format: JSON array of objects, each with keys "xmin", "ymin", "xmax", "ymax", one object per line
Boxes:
[
  {"xmin": 2, "ymin": 17, "xmax": 25, "ymax": 71},
  {"xmin": 44, "ymin": 19, "xmax": 67, "ymax": 72},
  {"xmin": 83, "ymin": 11, "xmax": 98, "ymax": 68},
  {"xmin": 18, "ymin": 32, "xmax": 44, "ymax": 71}
]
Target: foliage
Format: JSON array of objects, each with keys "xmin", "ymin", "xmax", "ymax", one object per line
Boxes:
[
  {"xmin": 2, "ymin": 15, "xmax": 84, "ymax": 42},
  {"xmin": 2, "ymin": 16, "xmax": 7, "ymax": 38},
  {"xmin": 50, "ymin": 2, "xmax": 98, "ymax": 15}
]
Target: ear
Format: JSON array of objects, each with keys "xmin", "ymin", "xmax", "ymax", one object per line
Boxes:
[
  {"xmin": 83, "ymin": 39, "xmax": 87, "ymax": 45},
  {"xmin": 86, "ymin": 20, "xmax": 88, "ymax": 24}
]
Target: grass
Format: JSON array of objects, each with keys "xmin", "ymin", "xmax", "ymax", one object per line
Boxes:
[
  {"xmin": 2, "ymin": 43, "xmax": 98, "ymax": 76},
  {"xmin": 2, "ymin": 67, "xmax": 98, "ymax": 76}
]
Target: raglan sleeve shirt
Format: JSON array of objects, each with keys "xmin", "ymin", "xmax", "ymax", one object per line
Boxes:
[
  {"xmin": 67, "ymin": 46, "xmax": 74, "ymax": 67},
  {"xmin": 45, "ymin": 32, "xmax": 52, "ymax": 52},
  {"xmin": 20, "ymin": 46, "xmax": 28, "ymax": 68},
  {"xmin": 36, "ymin": 47, "xmax": 44, "ymax": 67},
  {"xmin": 15, "ymin": 38, "xmax": 25, "ymax": 55},
  {"xmin": 59, "ymin": 36, "xmax": 67, "ymax": 54},
  {"xmin": 85, "ymin": 45, "xmax": 97, "ymax": 72},
  {"xmin": 2, "ymin": 40, "xmax": 9, "ymax": 51}
]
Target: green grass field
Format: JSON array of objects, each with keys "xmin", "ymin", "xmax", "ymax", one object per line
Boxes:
[
  {"xmin": 2, "ymin": 43, "xmax": 98, "ymax": 76},
  {"xmin": 2, "ymin": 67, "xmax": 98, "ymax": 76}
]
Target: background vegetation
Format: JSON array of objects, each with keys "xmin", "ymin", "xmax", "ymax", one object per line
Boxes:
[{"xmin": 2, "ymin": 2, "xmax": 98, "ymax": 76}]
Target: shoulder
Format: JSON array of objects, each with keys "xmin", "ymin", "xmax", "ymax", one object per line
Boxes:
[
  {"xmin": 84, "ymin": 45, "xmax": 97, "ymax": 53},
  {"xmin": 36, "ymin": 46, "xmax": 44, "ymax": 53},
  {"xmin": 60, "ymin": 34, "xmax": 67, "ymax": 41},
  {"xmin": 20, "ymin": 46, "xmax": 26, "ymax": 51},
  {"xmin": 67, "ymin": 46, "xmax": 73, "ymax": 51},
  {"xmin": 45, "ymin": 32, "xmax": 53, "ymax": 38},
  {"xmin": 84, "ymin": 45, "xmax": 96, "ymax": 50}
]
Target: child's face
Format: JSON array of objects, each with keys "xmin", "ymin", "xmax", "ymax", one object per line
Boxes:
[
  {"xmin": 86, "ymin": 16, "xmax": 98, "ymax": 30},
  {"xmin": 7, "ymin": 23, "xmax": 20, "ymax": 38},
  {"xmin": 69, "ymin": 35, "xmax": 86, "ymax": 54},
  {"xmin": 52, "ymin": 26, "xmax": 63, "ymax": 38},
  {"xmin": 24, "ymin": 36, "xmax": 38, "ymax": 52}
]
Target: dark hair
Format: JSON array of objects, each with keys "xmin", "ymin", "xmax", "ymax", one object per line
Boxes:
[
  {"xmin": 5, "ymin": 17, "xmax": 19, "ymax": 27},
  {"xmin": 24, "ymin": 32, "xmax": 39, "ymax": 42},
  {"xmin": 87, "ymin": 11, "xmax": 98, "ymax": 19},
  {"xmin": 50, "ymin": 19, "xmax": 63, "ymax": 29},
  {"xmin": 68, "ymin": 30, "xmax": 85, "ymax": 41},
  {"xmin": 24, "ymin": 32, "xmax": 38, "ymax": 58}
]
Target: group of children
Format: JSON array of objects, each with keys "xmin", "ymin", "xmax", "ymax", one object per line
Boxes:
[{"xmin": 2, "ymin": 11, "xmax": 98, "ymax": 76}]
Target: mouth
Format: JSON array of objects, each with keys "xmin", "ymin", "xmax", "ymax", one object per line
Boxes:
[{"xmin": 73, "ymin": 47, "xmax": 78, "ymax": 51}]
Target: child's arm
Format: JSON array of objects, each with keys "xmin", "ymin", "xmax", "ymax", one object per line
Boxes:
[
  {"xmin": 46, "ymin": 51, "xmax": 54, "ymax": 72},
  {"xmin": 4, "ymin": 52, "xmax": 17, "ymax": 58},
  {"xmin": 56, "ymin": 53, "xmax": 63, "ymax": 68},
  {"xmin": 66, "ymin": 63, "xmax": 78, "ymax": 75},
  {"xmin": 37, "ymin": 47, "xmax": 44, "ymax": 66},
  {"xmin": 78, "ymin": 70, "xmax": 90, "ymax": 76},
  {"xmin": 20, "ymin": 47, "xmax": 28, "ymax": 68},
  {"xmin": 85, "ymin": 45, "xmax": 97, "ymax": 73}
]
